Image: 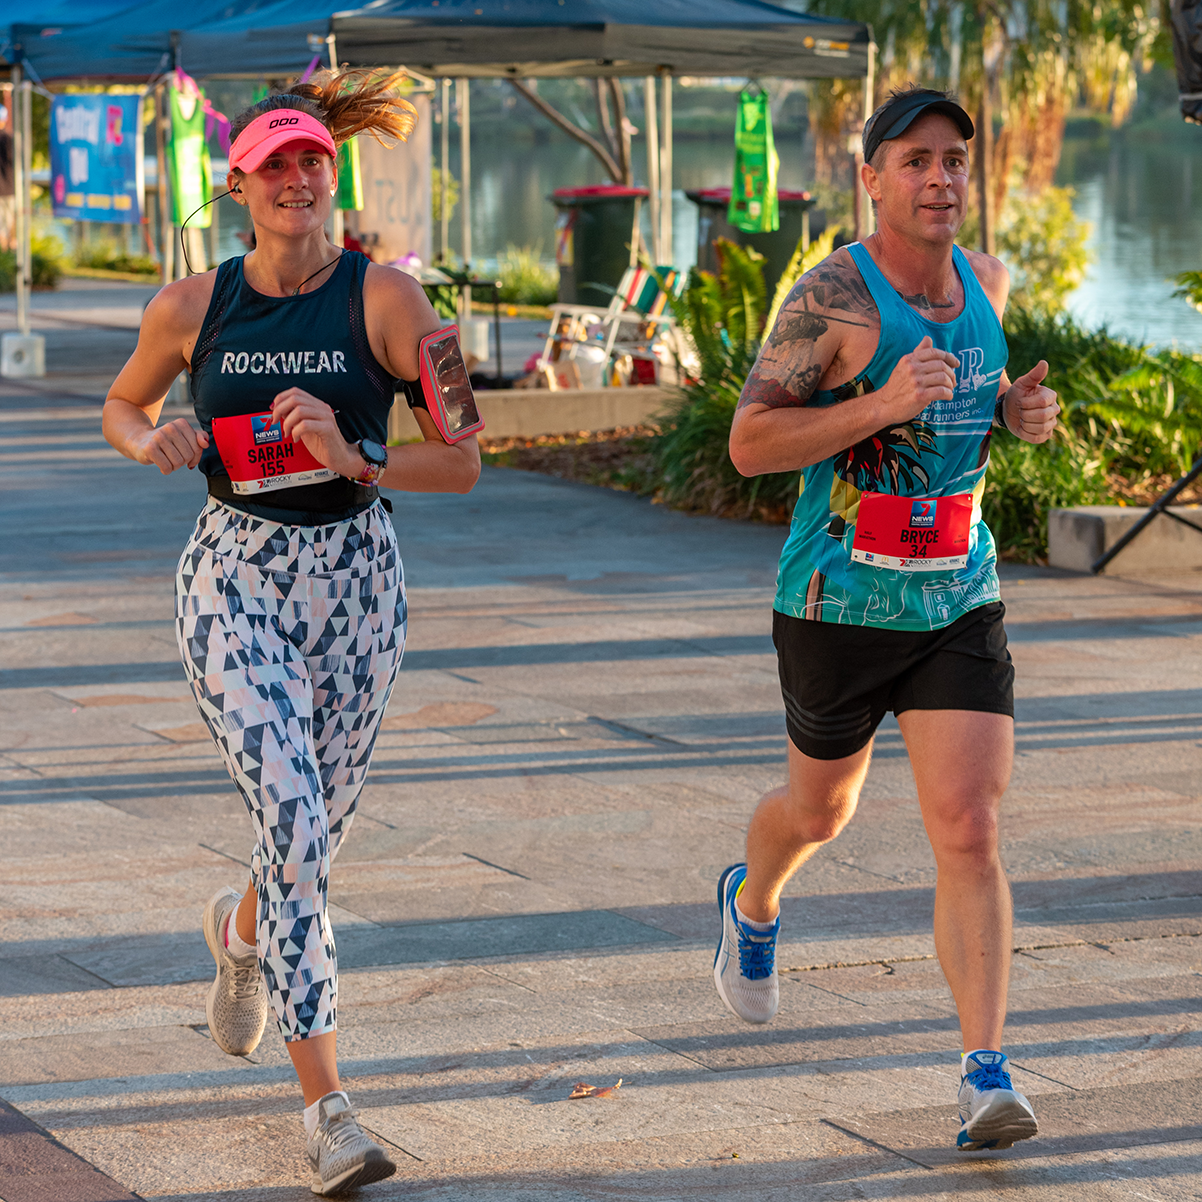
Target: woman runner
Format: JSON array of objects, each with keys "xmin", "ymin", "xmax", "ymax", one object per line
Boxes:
[{"xmin": 103, "ymin": 70, "xmax": 480, "ymax": 1194}]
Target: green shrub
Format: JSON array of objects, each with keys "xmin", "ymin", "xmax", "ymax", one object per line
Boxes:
[
  {"xmin": 0, "ymin": 232, "xmax": 66, "ymax": 290},
  {"xmin": 655, "ymin": 239, "xmax": 800, "ymax": 519},
  {"xmin": 74, "ymin": 240, "xmax": 157, "ymax": 276},
  {"xmin": 982, "ymin": 429, "xmax": 1109, "ymax": 562},
  {"xmin": 495, "ymin": 244, "xmax": 557, "ymax": 306},
  {"xmin": 959, "ymin": 185, "xmax": 1091, "ymax": 315}
]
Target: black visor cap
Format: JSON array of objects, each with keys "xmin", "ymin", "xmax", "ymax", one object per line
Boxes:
[{"xmin": 863, "ymin": 94, "xmax": 974, "ymax": 166}]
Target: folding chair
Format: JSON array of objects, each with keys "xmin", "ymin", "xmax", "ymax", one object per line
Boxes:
[
  {"xmin": 596, "ymin": 266, "xmax": 684, "ymax": 372},
  {"xmin": 539, "ymin": 266, "xmax": 684, "ymax": 385}
]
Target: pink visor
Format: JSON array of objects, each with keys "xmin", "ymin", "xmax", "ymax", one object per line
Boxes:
[{"xmin": 228, "ymin": 109, "xmax": 336, "ymax": 174}]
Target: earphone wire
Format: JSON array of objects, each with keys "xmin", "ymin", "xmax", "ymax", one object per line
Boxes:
[
  {"xmin": 179, "ymin": 189, "xmax": 235, "ymax": 277},
  {"xmin": 178, "ymin": 188, "xmax": 343, "ymax": 293},
  {"xmin": 289, "ymin": 249, "xmax": 344, "ymax": 296}
]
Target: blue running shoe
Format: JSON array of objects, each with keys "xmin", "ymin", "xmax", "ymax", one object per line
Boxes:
[
  {"xmin": 957, "ymin": 1051, "xmax": 1038, "ymax": 1150},
  {"xmin": 713, "ymin": 863, "xmax": 779, "ymax": 1024}
]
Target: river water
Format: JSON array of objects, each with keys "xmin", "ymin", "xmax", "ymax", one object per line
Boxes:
[
  {"xmin": 1056, "ymin": 127, "xmax": 1202, "ymax": 349},
  {"xmin": 458, "ymin": 124, "xmax": 1202, "ymax": 351}
]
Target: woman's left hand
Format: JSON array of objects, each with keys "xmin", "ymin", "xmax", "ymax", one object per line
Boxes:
[{"xmin": 271, "ymin": 388, "xmax": 362, "ymax": 478}]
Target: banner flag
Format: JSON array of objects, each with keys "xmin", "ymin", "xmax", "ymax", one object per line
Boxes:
[
  {"xmin": 50, "ymin": 94, "xmax": 143, "ymax": 224},
  {"xmin": 338, "ymin": 137, "xmax": 363, "ymax": 212},
  {"xmin": 728, "ymin": 87, "xmax": 779, "ymax": 234},
  {"xmin": 169, "ymin": 81, "xmax": 212, "ymax": 228}
]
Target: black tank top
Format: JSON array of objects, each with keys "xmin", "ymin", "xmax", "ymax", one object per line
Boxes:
[{"xmin": 190, "ymin": 251, "xmax": 397, "ymax": 523}]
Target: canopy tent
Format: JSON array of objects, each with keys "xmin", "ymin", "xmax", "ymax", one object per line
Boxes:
[
  {"xmin": 3, "ymin": 0, "xmax": 874, "ymax": 376},
  {"xmin": 2, "ymin": 0, "xmax": 139, "ymax": 42},
  {"xmin": 7, "ymin": 0, "xmax": 295, "ymax": 79},
  {"xmin": 11, "ymin": 0, "xmax": 870, "ymax": 82}
]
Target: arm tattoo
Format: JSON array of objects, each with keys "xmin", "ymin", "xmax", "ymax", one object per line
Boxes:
[
  {"xmin": 738, "ymin": 364, "xmax": 822, "ymax": 410},
  {"xmin": 737, "ymin": 254, "xmax": 879, "ymax": 411}
]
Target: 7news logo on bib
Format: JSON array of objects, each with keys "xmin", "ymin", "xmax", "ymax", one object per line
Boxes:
[
  {"xmin": 910, "ymin": 500, "xmax": 936, "ymax": 528},
  {"xmin": 251, "ymin": 415, "xmax": 282, "ymax": 446}
]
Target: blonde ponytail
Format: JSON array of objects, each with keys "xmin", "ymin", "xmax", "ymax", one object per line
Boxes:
[{"xmin": 228, "ymin": 68, "xmax": 418, "ymax": 150}]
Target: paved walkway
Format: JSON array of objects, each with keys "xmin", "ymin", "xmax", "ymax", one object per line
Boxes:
[{"xmin": 1, "ymin": 348, "xmax": 1200, "ymax": 1200}]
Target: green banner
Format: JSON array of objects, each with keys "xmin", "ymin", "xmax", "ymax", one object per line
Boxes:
[
  {"xmin": 728, "ymin": 88, "xmax": 779, "ymax": 234},
  {"xmin": 168, "ymin": 83, "xmax": 212, "ymax": 228},
  {"xmin": 337, "ymin": 137, "xmax": 363, "ymax": 212}
]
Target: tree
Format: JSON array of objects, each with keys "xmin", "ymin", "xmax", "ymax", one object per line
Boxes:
[
  {"xmin": 509, "ymin": 78, "xmax": 635, "ymax": 185},
  {"xmin": 799, "ymin": 0, "xmax": 1159, "ymax": 242}
]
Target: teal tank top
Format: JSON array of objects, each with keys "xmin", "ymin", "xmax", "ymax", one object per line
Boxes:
[{"xmin": 773, "ymin": 242, "xmax": 1008, "ymax": 632}]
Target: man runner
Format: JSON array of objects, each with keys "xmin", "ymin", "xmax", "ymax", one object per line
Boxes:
[{"xmin": 712, "ymin": 85, "xmax": 1060, "ymax": 1152}]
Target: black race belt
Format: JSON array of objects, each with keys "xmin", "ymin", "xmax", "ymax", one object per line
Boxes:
[{"xmin": 206, "ymin": 473, "xmax": 383, "ymax": 523}]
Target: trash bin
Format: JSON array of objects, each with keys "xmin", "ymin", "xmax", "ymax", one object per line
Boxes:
[
  {"xmin": 687, "ymin": 187, "xmax": 821, "ymax": 297},
  {"xmin": 551, "ymin": 185, "xmax": 649, "ymax": 308}
]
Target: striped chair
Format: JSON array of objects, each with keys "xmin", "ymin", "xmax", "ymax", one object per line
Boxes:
[{"xmin": 539, "ymin": 265, "xmax": 683, "ymax": 385}]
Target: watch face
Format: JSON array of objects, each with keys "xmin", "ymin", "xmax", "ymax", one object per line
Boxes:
[{"xmin": 360, "ymin": 439, "xmax": 387, "ymax": 466}]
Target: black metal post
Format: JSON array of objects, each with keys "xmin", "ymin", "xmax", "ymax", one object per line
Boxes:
[{"xmin": 1091, "ymin": 451, "xmax": 1202, "ymax": 573}]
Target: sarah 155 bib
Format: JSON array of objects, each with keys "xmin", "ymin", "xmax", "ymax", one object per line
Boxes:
[
  {"xmin": 850, "ymin": 492, "xmax": 972, "ymax": 571},
  {"xmin": 210, "ymin": 412, "xmax": 339, "ymax": 496}
]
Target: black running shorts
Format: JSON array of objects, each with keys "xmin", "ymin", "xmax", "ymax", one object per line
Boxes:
[{"xmin": 773, "ymin": 602, "xmax": 1015, "ymax": 761}]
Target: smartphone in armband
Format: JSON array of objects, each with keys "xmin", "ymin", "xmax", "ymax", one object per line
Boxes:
[{"xmin": 417, "ymin": 325, "xmax": 485, "ymax": 443}]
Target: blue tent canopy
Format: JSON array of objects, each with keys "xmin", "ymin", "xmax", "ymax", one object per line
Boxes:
[
  {"xmin": 12, "ymin": 0, "xmax": 871, "ymax": 82},
  {"xmin": 8, "ymin": 0, "xmax": 297, "ymax": 78}
]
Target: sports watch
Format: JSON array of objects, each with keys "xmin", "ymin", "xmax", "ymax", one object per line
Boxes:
[{"xmin": 354, "ymin": 439, "xmax": 388, "ymax": 486}]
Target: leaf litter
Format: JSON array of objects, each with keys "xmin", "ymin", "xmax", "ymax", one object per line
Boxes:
[{"xmin": 568, "ymin": 1078, "xmax": 623, "ymax": 1099}]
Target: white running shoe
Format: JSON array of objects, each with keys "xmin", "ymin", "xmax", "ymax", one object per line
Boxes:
[
  {"xmin": 957, "ymin": 1051, "xmax": 1039, "ymax": 1150},
  {"xmin": 713, "ymin": 863, "xmax": 780, "ymax": 1024},
  {"xmin": 202, "ymin": 886, "xmax": 268, "ymax": 1057},
  {"xmin": 307, "ymin": 1092, "xmax": 397, "ymax": 1196}
]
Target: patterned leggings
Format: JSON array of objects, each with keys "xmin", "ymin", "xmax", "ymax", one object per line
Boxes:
[{"xmin": 175, "ymin": 499, "xmax": 405, "ymax": 1041}]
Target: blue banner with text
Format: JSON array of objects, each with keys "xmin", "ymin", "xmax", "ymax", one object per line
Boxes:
[{"xmin": 50, "ymin": 94, "xmax": 143, "ymax": 224}]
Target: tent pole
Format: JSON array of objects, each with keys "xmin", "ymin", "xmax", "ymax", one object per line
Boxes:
[
  {"xmin": 328, "ymin": 32, "xmax": 343, "ymax": 249},
  {"xmin": 20, "ymin": 78, "xmax": 32, "ymax": 326},
  {"xmin": 12, "ymin": 68, "xmax": 28, "ymax": 338},
  {"xmin": 440, "ymin": 78, "xmax": 449, "ymax": 264},
  {"xmin": 644, "ymin": 77, "xmax": 659, "ymax": 262},
  {"xmin": 156, "ymin": 82, "xmax": 172, "ymax": 285},
  {"xmin": 458, "ymin": 78, "xmax": 471, "ymax": 317},
  {"xmin": 660, "ymin": 71, "xmax": 672, "ymax": 266},
  {"xmin": 862, "ymin": 42, "xmax": 876, "ymax": 238}
]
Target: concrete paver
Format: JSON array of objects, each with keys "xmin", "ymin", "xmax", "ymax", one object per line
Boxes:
[{"xmin": 1, "ymin": 345, "xmax": 1200, "ymax": 1200}]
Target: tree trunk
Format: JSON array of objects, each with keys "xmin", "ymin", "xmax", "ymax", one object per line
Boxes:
[
  {"xmin": 509, "ymin": 79, "xmax": 623, "ymax": 183},
  {"xmin": 977, "ymin": 92, "xmax": 994, "ymax": 255},
  {"xmin": 593, "ymin": 80, "xmax": 618, "ymax": 165},
  {"xmin": 607, "ymin": 78, "xmax": 632, "ymax": 186}
]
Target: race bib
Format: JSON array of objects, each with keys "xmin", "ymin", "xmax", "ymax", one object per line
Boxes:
[
  {"xmin": 210, "ymin": 412, "xmax": 338, "ymax": 496},
  {"xmin": 850, "ymin": 492, "xmax": 972, "ymax": 571}
]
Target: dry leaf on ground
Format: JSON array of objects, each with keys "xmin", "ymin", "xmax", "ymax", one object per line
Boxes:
[{"xmin": 568, "ymin": 1078, "xmax": 622, "ymax": 1099}]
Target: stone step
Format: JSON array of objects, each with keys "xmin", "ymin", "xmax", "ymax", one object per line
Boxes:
[{"xmin": 1048, "ymin": 505, "xmax": 1202, "ymax": 574}]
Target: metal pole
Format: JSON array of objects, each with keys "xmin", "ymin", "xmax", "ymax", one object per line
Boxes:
[
  {"xmin": 328, "ymin": 32, "xmax": 343, "ymax": 249},
  {"xmin": 458, "ymin": 78, "xmax": 471, "ymax": 317},
  {"xmin": 862, "ymin": 42, "xmax": 876, "ymax": 238},
  {"xmin": 1091, "ymin": 454, "xmax": 1202, "ymax": 574},
  {"xmin": 209, "ymin": 177, "xmax": 220, "ymax": 265},
  {"xmin": 660, "ymin": 72, "xmax": 672, "ymax": 266},
  {"xmin": 440, "ymin": 79, "xmax": 450, "ymax": 264},
  {"xmin": 156, "ymin": 83, "xmax": 173, "ymax": 284},
  {"xmin": 12, "ymin": 68, "xmax": 27, "ymax": 338},
  {"xmin": 644, "ymin": 77, "xmax": 659, "ymax": 263},
  {"xmin": 19, "ymin": 79, "xmax": 32, "ymax": 321}
]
